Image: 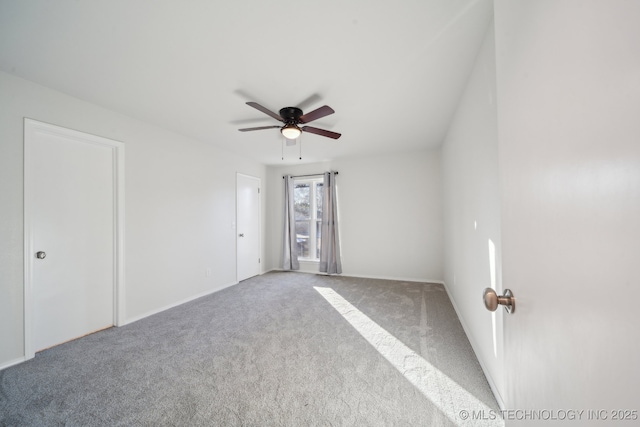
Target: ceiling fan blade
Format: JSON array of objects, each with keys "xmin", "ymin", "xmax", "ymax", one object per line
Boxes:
[
  {"xmin": 238, "ymin": 125, "xmax": 281, "ymax": 132},
  {"xmin": 299, "ymin": 105, "xmax": 335, "ymax": 124},
  {"xmin": 301, "ymin": 126, "xmax": 341, "ymax": 139},
  {"xmin": 246, "ymin": 102, "xmax": 284, "ymax": 122}
]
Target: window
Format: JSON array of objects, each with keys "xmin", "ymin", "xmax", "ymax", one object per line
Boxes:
[{"xmin": 293, "ymin": 177, "xmax": 323, "ymax": 260}]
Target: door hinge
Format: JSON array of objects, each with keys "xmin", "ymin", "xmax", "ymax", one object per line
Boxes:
[
  {"xmin": 258, "ymin": 187, "xmax": 260, "ymax": 194},
  {"xmin": 259, "ymin": 258, "xmax": 261, "ymax": 263}
]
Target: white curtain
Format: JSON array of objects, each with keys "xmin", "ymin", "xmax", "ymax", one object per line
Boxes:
[
  {"xmin": 319, "ymin": 171, "xmax": 342, "ymax": 274},
  {"xmin": 282, "ymin": 175, "xmax": 299, "ymax": 270}
]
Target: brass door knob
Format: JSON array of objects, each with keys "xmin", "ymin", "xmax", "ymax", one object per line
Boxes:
[{"xmin": 483, "ymin": 288, "xmax": 515, "ymax": 314}]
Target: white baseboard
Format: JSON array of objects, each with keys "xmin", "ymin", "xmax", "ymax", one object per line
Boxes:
[
  {"xmin": 267, "ymin": 268, "xmax": 444, "ymax": 285},
  {"xmin": 122, "ymin": 280, "xmax": 239, "ymax": 326},
  {"xmin": 0, "ymin": 356, "xmax": 27, "ymax": 372},
  {"xmin": 441, "ymin": 281, "xmax": 506, "ymax": 411},
  {"xmin": 342, "ymin": 272, "xmax": 444, "ymax": 285}
]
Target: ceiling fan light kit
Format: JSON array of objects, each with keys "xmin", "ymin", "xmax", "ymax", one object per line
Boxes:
[
  {"xmin": 238, "ymin": 102, "xmax": 341, "ymax": 140},
  {"xmin": 281, "ymin": 123, "xmax": 302, "ymax": 140}
]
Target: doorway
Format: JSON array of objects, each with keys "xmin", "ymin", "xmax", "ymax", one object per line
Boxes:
[{"xmin": 23, "ymin": 119, "xmax": 124, "ymax": 358}]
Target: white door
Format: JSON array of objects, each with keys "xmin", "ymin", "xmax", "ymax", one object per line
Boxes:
[
  {"xmin": 24, "ymin": 119, "xmax": 123, "ymax": 355},
  {"xmin": 495, "ymin": 1, "xmax": 640, "ymax": 421},
  {"xmin": 236, "ymin": 173, "xmax": 261, "ymax": 281}
]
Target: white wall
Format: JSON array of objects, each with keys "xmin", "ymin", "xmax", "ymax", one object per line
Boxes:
[
  {"xmin": 440, "ymin": 23, "xmax": 504, "ymax": 405},
  {"xmin": 0, "ymin": 71, "xmax": 267, "ymax": 368},
  {"xmin": 266, "ymin": 149, "xmax": 443, "ymax": 283}
]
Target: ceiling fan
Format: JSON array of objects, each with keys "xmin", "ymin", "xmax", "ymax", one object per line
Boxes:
[{"xmin": 238, "ymin": 102, "xmax": 341, "ymax": 140}]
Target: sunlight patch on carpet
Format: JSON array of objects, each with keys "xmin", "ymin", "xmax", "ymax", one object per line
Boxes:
[{"xmin": 314, "ymin": 286, "xmax": 504, "ymax": 427}]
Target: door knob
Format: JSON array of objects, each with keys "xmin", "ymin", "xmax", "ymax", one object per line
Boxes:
[
  {"xmin": 239, "ymin": 233, "xmax": 244, "ymax": 237},
  {"xmin": 483, "ymin": 288, "xmax": 515, "ymax": 314},
  {"xmin": 36, "ymin": 251, "xmax": 47, "ymax": 259}
]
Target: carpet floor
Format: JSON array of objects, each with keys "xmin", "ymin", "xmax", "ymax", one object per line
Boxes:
[{"xmin": 0, "ymin": 272, "xmax": 502, "ymax": 426}]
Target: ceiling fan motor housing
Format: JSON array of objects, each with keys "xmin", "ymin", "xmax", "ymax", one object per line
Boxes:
[{"xmin": 279, "ymin": 107, "xmax": 303, "ymax": 123}]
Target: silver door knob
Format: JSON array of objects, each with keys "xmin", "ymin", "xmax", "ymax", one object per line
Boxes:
[
  {"xmin": 36, "ymin": 251, "xmax": 47, "ymax": 259},
  {"xmin": 483, "ymin": 288, "xmax": 515, "ymax": 314},
  {"xmin": 239, "ymin": 233, "xmax": 244, "ymax": 237}
]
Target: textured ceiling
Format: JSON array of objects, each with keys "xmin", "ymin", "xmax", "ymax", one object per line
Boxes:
[{"xmin": 0, "ymin": 0, "xmax": 493, "ymax": 165}]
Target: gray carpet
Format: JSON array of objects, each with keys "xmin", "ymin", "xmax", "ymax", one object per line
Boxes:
[{"xmin": 0, "ymin": 272, "xmax": 502, "ymax": 426}]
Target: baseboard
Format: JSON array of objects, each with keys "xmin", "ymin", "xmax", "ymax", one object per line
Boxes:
[
  {"xmin": 0, "ymin": 356, "xmax": 27, "ymax": 372},
  {"xmin": 122, "ymin": 280, "xmax": 239, "ymax": 326},
  {"xmin": 266, "ymin": 268, "xmax": 444, "ymax": 285},
  {"xmin": 343, "ymin": 272, "xmax": 445, "ymax": 285},
  {"xmin": 441, "ymin": 281, "xmax": 506, "ymax": 410}
]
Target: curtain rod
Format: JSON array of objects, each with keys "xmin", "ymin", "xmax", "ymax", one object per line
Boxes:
[{"xmin": 282, "ymin": 171, "xmax": 338, "ymax": 179}]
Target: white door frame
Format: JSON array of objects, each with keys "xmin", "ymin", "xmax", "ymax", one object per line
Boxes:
[
  {"xmin": 23, "ymin": 118, "xmax": 125, "ymax": 360},
  {"xmin": 236, "ymin": 173, "xmax": 261, "ymax": 282}
]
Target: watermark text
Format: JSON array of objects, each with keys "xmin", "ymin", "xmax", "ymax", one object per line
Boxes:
[{"xmin": 458, "ymin": 409, "xmax": 638, "ymax": 422}]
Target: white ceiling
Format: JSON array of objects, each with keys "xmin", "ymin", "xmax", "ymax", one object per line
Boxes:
[{"xmin": 0, "ymin": 0, "xmax": 492, "ymax": 165}]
